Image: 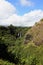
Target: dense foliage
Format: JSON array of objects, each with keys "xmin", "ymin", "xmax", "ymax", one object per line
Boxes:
[{"xmin": 0, "ymin": 23, "xmax": 43, "ymax": 65}]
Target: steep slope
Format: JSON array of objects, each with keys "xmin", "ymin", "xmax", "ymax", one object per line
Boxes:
[{"xmin": 25, "ymin": 19, "xmax": 43, "ymax": 45}]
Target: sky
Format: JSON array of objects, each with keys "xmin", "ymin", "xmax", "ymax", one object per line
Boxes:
[{"xmin": 0, "ymin": 0, "xmax": 43, "ymax": 27}]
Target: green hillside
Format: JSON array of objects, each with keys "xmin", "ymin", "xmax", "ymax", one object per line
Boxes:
[{"xmin": 0, "ymin": 19, "xmax": 43, "ymax": 65}]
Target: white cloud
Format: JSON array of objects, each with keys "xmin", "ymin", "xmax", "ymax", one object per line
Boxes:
[
  {"xmin": 0, "ymin": 0, "xmax": 43, "ymax": 27},
  {"xmin": 20, "ymin": 0, "xmax": 34, "ymax": 6},
  {"xmin": 1, "ymin": 10, "xmax": 43, "ymax": 27},
  {"xmin": 0, "ymin": 0, "xmax": 16, "ymax": 19}
]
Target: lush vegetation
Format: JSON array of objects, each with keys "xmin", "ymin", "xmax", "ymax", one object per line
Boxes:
[{"xmin": 0, "ymin": 19, "xmax": 43, "ymax": 65}]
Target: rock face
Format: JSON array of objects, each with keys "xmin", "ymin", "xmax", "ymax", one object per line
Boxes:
[
  {"xmin": 25, "ymin": 19, "xmax": 43, "ymax": 45},
  {"xmin": 24, "ymin": 34, "xmax": 32, "ymax": 44}
]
